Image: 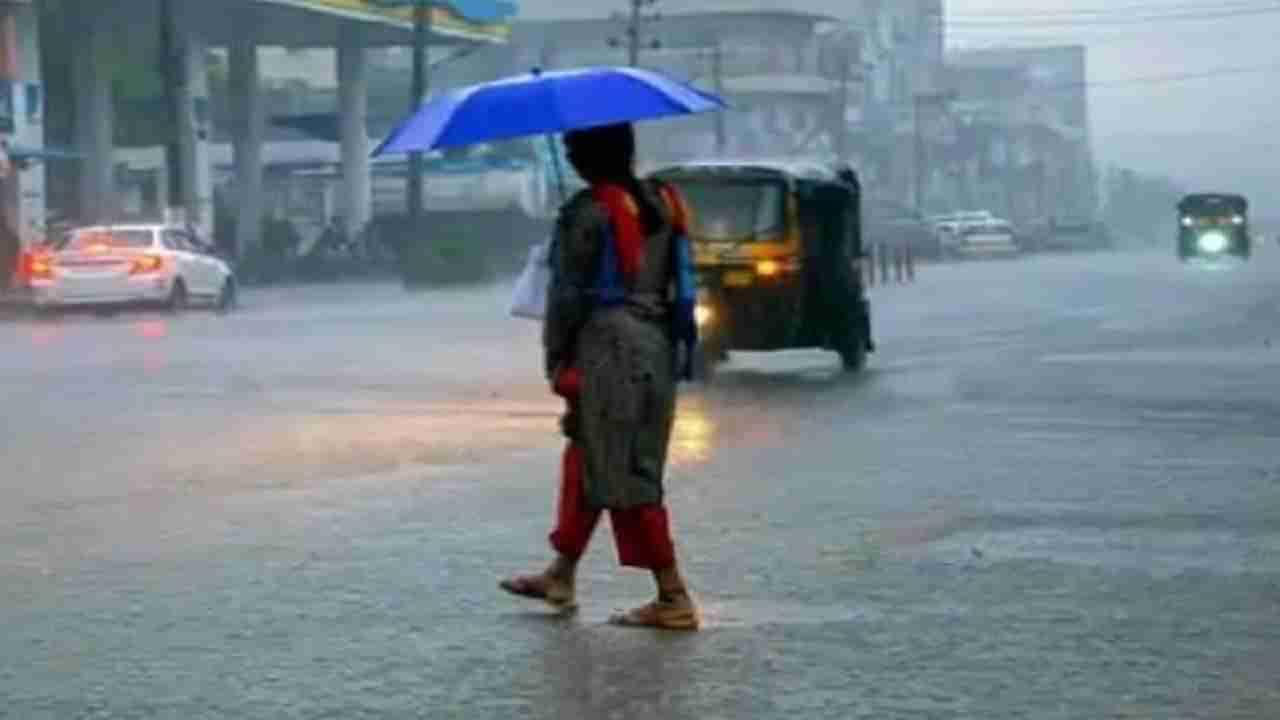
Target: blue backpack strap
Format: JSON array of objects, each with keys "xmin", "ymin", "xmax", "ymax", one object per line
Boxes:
[
  {"xmin": 671, "ymin": 228, "xmax": 699, "ymax": 380},
  {"xmin": 592, "ymin": 225, "xmax": 628, "ymax": 307},
  {"xmin": 657, "ymin": 181, "xmax": 699, "ymax": 380}
]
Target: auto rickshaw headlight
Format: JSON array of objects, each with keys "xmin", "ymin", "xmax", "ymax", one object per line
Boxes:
[
  {"xmin": 695, "ymin": 304, "xmax": 713, "ymax": 327},
  {"xmin": 1232, "ymin": 214, "xmax": 1245, "ymax": 225},
  {"xmin": 755, "ymin": 259, "xmax": 781, "ymax": 277},
  {"xmin": 1198, "ymin": 231, "xmax": 1229, "ymax": 254},
  {"xmin": 1181, "ymin": 216, "xmax": 1194, "ymax": 228}
]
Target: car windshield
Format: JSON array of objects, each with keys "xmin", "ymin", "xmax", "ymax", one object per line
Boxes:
[
  {"xmin": 56, "ymin": 229, "xmax": 153, "ymax": 252},
  {"xmin": 672, "ymin": 180, "xmax": 785, "ymax": 242}
]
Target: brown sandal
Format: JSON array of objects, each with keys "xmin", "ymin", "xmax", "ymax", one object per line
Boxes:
[
  {"xmin": 499, "ymin": 574, "xmax": 578, "ymax": 613},
  {"xmin": 609, "ymin": 598, "xmax": 700, "ymax": 630}
]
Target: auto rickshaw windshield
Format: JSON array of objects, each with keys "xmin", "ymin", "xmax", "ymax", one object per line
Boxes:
[{"xmin": 675, "ymin": 180, "xmax": 786, "ymax": 242}]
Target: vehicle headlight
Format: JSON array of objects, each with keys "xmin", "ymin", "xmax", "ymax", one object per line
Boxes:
[
  {"xmin": 1232, "ymin": 214, "xmax": 1245, "ymax": 225},
  {"xmin": 695, "ymin": 303, "xmax": 713, "ymax": 327},
  {"xmin": 1198, "ymin": 231, "xmax": 1229, "ymax": 254},
  {"xmin": 755, "ymin": 259, "xmax": 780, "ymax": 277},
  {"xmin": 1181, "ymin": 216, "xmax": 1194, "ymax": 228}
]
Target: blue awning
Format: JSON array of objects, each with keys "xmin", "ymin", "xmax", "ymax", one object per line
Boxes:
[{"xmin": 439, "ymin": 0, "xmax": 517, "ymax": 24}]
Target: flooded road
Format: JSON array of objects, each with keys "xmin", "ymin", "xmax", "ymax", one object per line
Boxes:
[{"xmin": 3, "ymin": 251, "xmax": 1279, "ymax": 718}]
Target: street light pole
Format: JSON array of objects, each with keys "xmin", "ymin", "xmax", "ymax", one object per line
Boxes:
[
  {"xmin": 837, "ymin": 50, "xmax": 851, "ymax": 162},
  {"xmin": 913, "ymin": 93, "xmax": 924, "ymax": 214},
  {"xmin": 913, "ymin": 91, "xmax": 955, "ymax": 215},
  {"xmin": 712, "ymin": 42, "xmax": 725, "ymax": 153},
  {"xmin": 407, "ymin": 0, "xmax": 429, "ymax": 221},
  {"xmin": 158, "ymin": 0, "xmax": 183, "ymax": 219}
]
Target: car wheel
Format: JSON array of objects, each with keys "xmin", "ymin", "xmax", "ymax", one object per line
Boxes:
[
  {"xmin": 29, "ymin": 305, "xmax": 59, "ymax": 322},
  {"xmin": 166, "ymin": 279, "xmax": 188, "ymax": 313},
  {"xmin": 216, "ymin": 279, "xmax": 238, "ymax": 314}
]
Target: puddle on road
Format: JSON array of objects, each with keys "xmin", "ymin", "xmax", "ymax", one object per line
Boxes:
[
  {"xmin": 534, "ymin": 601, "xmax": 883, "ymax": 631},
  {"xmin": 930, "ymin": 526, "xmax": 1280, "ymax": 577},
  {"xmin": 1041, "ymin": 348, "xmax": 1280, "ymax": 368}
]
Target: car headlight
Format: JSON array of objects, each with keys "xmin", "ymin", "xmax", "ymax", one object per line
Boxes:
[{"xmin": 1198, "ymin": 231, "xmax": 1229, "ymax": 254}]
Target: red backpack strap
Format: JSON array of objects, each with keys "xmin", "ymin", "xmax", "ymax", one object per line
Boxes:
[
  {"xmin": 590, "ymin": 183, "xmax": 645, "ymax": 278},
  {"xmin": 656, "ymin": 182, "xmax": 690, "ymax": 234}
]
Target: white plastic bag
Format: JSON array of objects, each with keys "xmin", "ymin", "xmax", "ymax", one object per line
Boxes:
[{"xmin": 508, "ymin": 239, "xmax": 551, "ymax": 320}]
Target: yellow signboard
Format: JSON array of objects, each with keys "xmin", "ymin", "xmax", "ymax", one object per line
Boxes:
[{"xmin": 264, "ymin": 0, "xmax": 511, "ymax": 42}]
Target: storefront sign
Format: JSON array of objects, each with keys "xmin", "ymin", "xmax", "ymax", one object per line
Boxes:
[{"xmin": 262, "ymin": 0, "xmax": 513, "ymax": 42}]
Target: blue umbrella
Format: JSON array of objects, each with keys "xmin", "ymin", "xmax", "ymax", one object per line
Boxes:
[{"xmin": 371, "ymin": 66, "xmax": 726, "ymax": 157}]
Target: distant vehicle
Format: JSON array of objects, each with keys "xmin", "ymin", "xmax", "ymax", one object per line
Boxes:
[
  {"xmin": 929, "ymin": 210, "xmax": 995, "ymax": 235},
  {"xmin": 1033, "ymin": 218, "xmax": 1112, "ymax": 252},
  {"xmin": 867, "ymin": 202, "xmax": 940, "ymax": 259},
  {"xmin": 24, "ymin": 224, "xmax": 237, "ymax": 312},
  {"xmin": 1177, "ymin": 193, "xmax": 1250, "ymax": 261},
  {"xmin": 933, "ymin": 212, "xmax": 1019, "ymax": 259}
]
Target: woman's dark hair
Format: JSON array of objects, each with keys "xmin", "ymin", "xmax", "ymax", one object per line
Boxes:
[
  {"xmin": 564, "ymin": 123, "xmax": 635, "ymax": 181},
  {"xmin": 564, "ymin": 123, "xmax": 661, "ymax": 233}
]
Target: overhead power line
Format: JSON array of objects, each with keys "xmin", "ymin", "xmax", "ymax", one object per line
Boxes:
[
  {"xmin": 948, "ymin": 0, "xmax": 1280, "ymax": 20},
  {"xmin": 940, "ymin": 61, "xmax": 1280, "ymax": 107},
  {"xmin": 947, "ymin": 4, "xmax": 1280, "ymax": 28}
]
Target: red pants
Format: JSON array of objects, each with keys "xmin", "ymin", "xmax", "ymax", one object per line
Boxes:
[{"xmin": 549, "ymin": 442, "xmax": 676, "ymax": 570}]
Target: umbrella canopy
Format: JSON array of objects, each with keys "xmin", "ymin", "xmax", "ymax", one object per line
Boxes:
[{"xmin": 372, "ymin": 66, "xmax": 725, "ymax": 156}]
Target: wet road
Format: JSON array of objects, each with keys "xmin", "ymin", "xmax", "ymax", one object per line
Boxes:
[{"xmin": 3, "ymin": 251, "xmax": 1279, "ymax": 718}]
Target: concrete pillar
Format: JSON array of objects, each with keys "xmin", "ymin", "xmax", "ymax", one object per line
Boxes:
[
  {"xmin": 337, "ymin": 25, "xmax": 371, "ymax": 245},
  {"xmin": 71, "ymin": 6, "xmax": 115, "ymax": 224},
  {"xmin": 0, "ymin": 4, "xmax": 20, "ymax": 251},
  {"xmin": 172, "ymin": 3, "xmax": 213, "ymax": 238},
  {"xmin": 229, "ymin": 23, "xmax": 264, "ymax": 259}
]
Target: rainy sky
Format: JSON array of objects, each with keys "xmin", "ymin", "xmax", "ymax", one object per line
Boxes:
[{"xmin": 516, "ymin": 0, "xmax": 1280, "ymax": 196}]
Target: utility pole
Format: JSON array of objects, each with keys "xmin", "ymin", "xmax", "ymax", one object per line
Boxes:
[
  {"xmin": 609, "ymin": 0, "xmax": 660, "ymax": 67},
  {"xmin": 407, "ymin": 0, "xmax": 429, "ymax": 221},
  {"xmin": 627, "ymin": 0, "xmax": 641, "ymax": 67}
]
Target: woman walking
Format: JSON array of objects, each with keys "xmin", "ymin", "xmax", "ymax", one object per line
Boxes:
[{"xmin": 500, "ymin": 122, "xmax": 700, "ymax": 630}]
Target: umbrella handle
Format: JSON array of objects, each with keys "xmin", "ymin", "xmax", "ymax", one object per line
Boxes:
[{"xmin": 546, "ymin": 134, "xmax": 567, "ymax": 203}]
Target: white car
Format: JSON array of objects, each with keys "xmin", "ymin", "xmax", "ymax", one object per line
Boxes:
[
  {"xmin": 936, "ymin": 215, "xmax": 1020, "ymax": 258},
  {"xmin": 26, "ymin": 224, "xmax": 237, "ymax": 311}
]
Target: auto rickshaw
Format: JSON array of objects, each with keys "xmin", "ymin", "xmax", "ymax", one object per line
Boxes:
[
  {"xmin": 1177, "ymin": 193, "xmax": 1250, "ymax": 261},
  {"xmin": 651, "ymin": 160, "xmax": 874, "ymax": 379}
]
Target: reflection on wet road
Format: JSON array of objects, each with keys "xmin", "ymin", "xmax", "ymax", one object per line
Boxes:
[{"xmin": 3, "ymin": 253, "xmax": 1280, "ymax": 717}]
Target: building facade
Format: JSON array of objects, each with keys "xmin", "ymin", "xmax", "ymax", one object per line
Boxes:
[
  {"xmin": 492, "ymin": 7, "xmax": 856, "ymax": 165},
  {"xmin": 944, "ymin": 45, "xmax": 1097, "ymax": 226},
  {"xmin": 846, "ymin": 0, "xmax": 946, "ymax": 209}
]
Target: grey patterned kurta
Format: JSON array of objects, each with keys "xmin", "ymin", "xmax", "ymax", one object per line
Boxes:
[{"xmin": 543, "ymin": 182, "xmax": 679, "ymax": 511}]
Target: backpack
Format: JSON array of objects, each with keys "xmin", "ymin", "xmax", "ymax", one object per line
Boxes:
[{"xmin": 589, "ymin": 182, "xmax": 699, "ymax": 380}]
